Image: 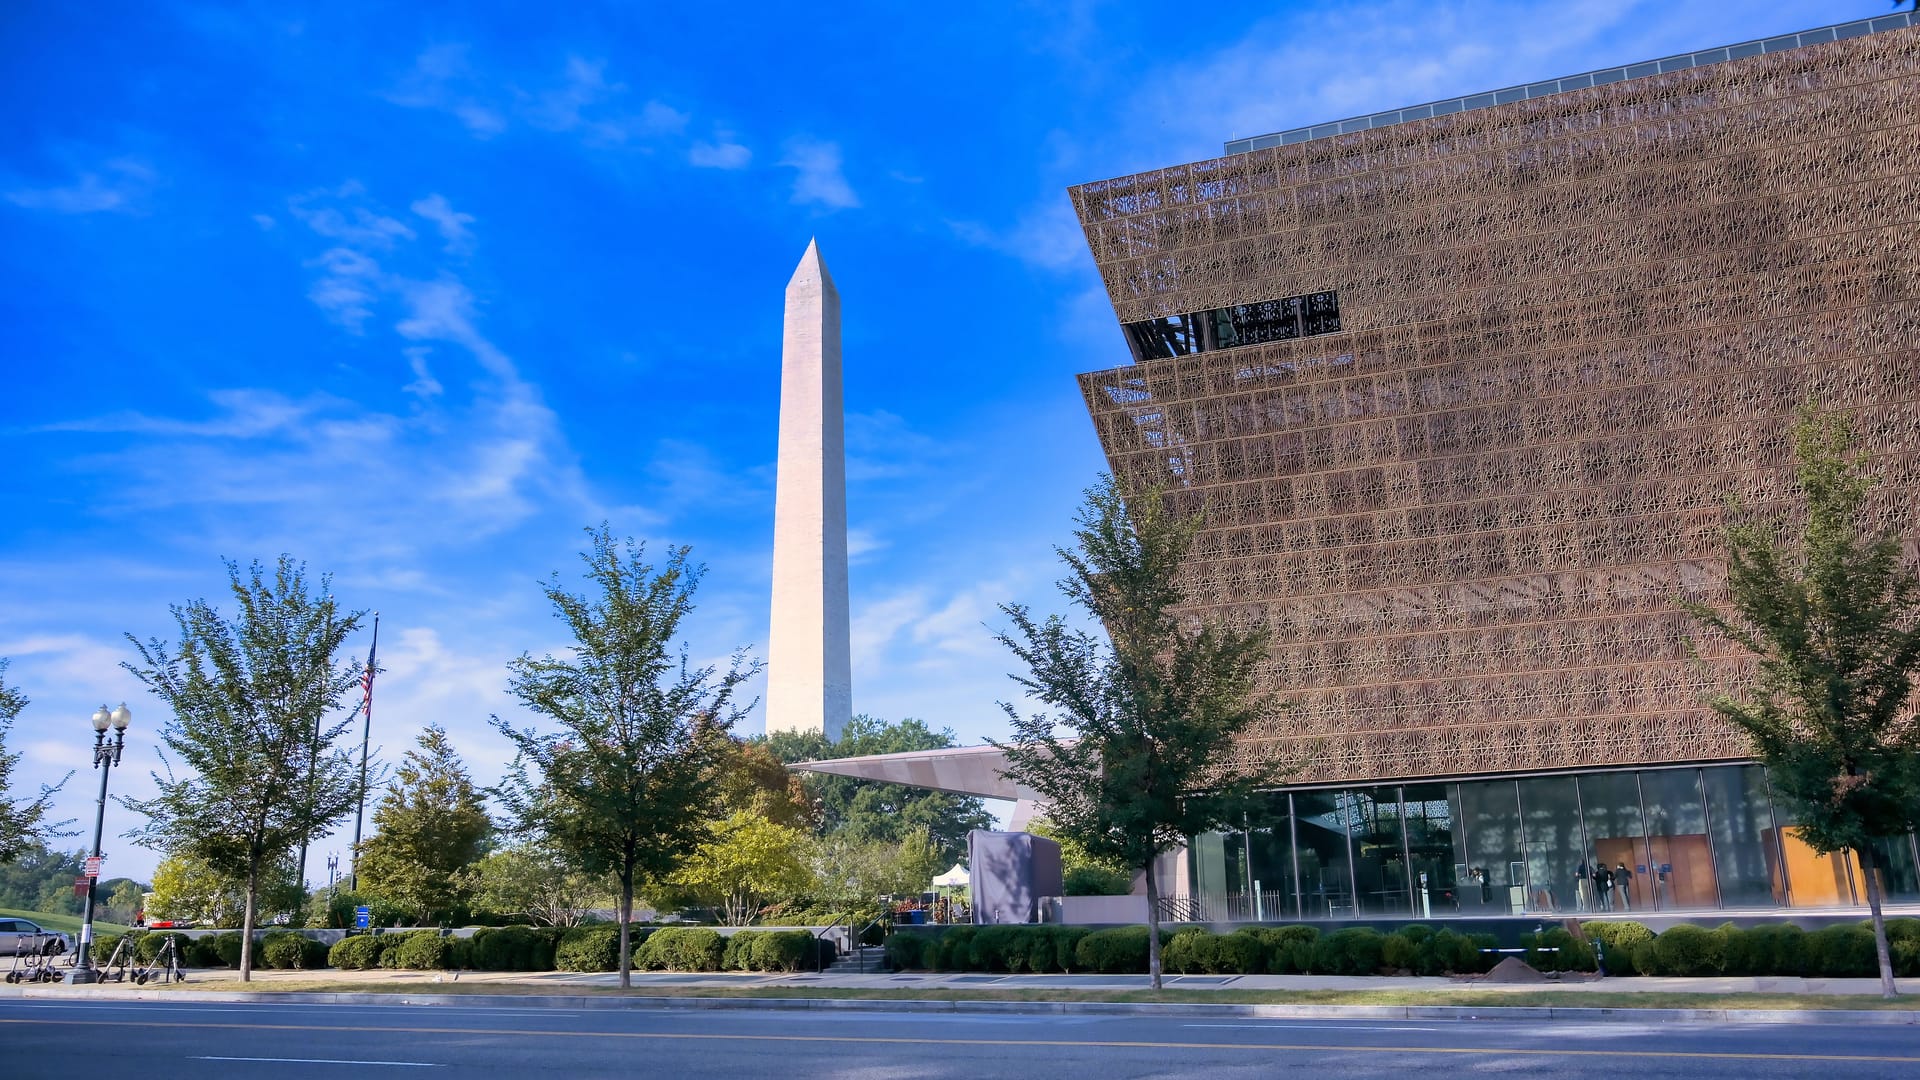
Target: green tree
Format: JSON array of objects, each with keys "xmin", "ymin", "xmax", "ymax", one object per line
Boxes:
[
  {"xmin": 354, "ymin": 724, "xmax": 492, "ymax": 925},
  {"xmin": 459, "ymin": 842, "xmax": 608, "ymax": 927},
  {"xmin": 710, "ymin": 736, "xmax": 816, "ymax": 830},
  {"xmin": 148, "ymin": 849, "xmax": 301, "ymax": 928},
  {"xmin": 662, "ymin": 811, "xmax": 817, "ymax": 925},
  {"xmin": 1681, "ymin": 406, "xmax": 1920, "ymax": 998},
  {"xmin": 122, "ymin": 556, "xmax": 372, "ymax": 979},
  {"xmin": 993, "ymin": 476, "xmax": 1285, "ymax": 989},
  {"xmin": 766, "ymin": 715, "xmax": 993, "ymax": 859},
  {"xmin": 808, "ymin": 824, "xmax": 946, "ymax": 907},
  {"xmin": 101, "ymin": 878, "xmax": 148, "ymax": 925},
  {"xmin": 0, "ymin": 660, "xmax": 72, "ymax": 864},
  {"xmin": 1028, "ymin": 818, "xmax": 1133, "ymax": 896},
  {"xmin": 493, "ymin": 526, "xmax": 757, "ymax": 987},
  {"xmin": 0, "ymin": 845, "xmax": 84, "ymax": 912}
]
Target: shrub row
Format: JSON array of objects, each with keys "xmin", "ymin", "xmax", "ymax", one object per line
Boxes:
[
  {"xmin": 1595, "ymin": 918, "xmax": 1920, "ymax": 978},
  {"xmin": 884, "ymin": 924, "xmax": 1504, "ymax": 976},
  {"xmin": 885, "ymin": 919, "xmax": 1920, "ymax": 978}
]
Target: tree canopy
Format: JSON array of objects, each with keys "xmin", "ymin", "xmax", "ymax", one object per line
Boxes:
[
  {"xmin": 766, "ymin": 715, "xmax": 993, "ymax": 861},
  {"xmin": 493, "ymin": 525, "xmax": 756, "ymax": 987},
  {"xmin": 661, "ymin": 810, "xmax": 816, "ymax": 925},
  {"xmin": 1681, "ymin": 406, "xmax": 1920, "ymax": 997},
  {"xmin": 122, "ymin": 556, "xmax": 371, "ymax": 979},
  {"xmin": 354, "ymin": 724, "xmax": 492, "ymax": 925},
  {"xmin": 993, "ymin": 475, "xmax": 1285, "ymax": 988},
  {"xmin": 0, "ymin": 659, "xmax": 71, "ymax": 864}
]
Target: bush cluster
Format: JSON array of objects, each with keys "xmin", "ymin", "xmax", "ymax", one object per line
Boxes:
[
  {"xmin": 721, "ymin": 930, "xmax": 831, "ymax": 972},
  {"xmin": 888, "ymin": 924, "xmax": 1498, "ymax": 977},
  {"xmin": 470, "ymin": 925, "xmax": 564, "ymax": 971},
  {"xmin": 259, "ymin": 931, "xmax": 329, "ymax": 970},
  {"xmin": 637, "ymin": 927, "xmax": 726, "ymax": 972},
  {"xmin": 1594, "ymin": 918, "xmax": 1920, "ymax": 978},
  {"xmin": 328, "ymin": 934, "xmax": 387, "ymax": 970}
]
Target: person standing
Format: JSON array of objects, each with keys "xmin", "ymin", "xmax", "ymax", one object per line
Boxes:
[
  {"xmin": 1614, "ymin": 862, "xmax": 1634, "ymax": 911},
  {"xmin": 1593, "ymin": 863, "xmax": 1614, "ymax": 911},
  {"xmin": 1575, "ymin": 861, "xmax": 1591, "ymax": 912}
]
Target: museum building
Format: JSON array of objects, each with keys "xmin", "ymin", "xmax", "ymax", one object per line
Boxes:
[{"xmin": 1063, "ymin": 12, "xmax": 1920, "ymax": 920}]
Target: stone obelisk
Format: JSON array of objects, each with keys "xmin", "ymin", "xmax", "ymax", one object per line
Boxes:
[{"xmin": 766, "ymin": 239, "xmax": 851, "ymax": 740}]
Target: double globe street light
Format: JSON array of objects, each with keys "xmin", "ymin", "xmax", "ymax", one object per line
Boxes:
[{"xmin": 65, "ymin": 702, "xmax": 131, "ymax": 985}]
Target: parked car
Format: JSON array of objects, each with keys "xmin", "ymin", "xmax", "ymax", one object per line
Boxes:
[{"xmin": 0, "ymin": 918, "xmax": 74, "ymax": 956}]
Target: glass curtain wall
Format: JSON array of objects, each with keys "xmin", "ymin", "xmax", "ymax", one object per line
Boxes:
[
  {"xmin": 1517, "ymin": 777, "xmax": 1586, "ymax": 915},
  {"xmin": 1401, "ymin": 782, "xmax": 1463, "ymax": 918},
  {"xmin": 1183, "ymin": 767, "xmax": 1920, "ymax": 920},
  {"xmin": 1457, "ymin": 781, "xmax": 1523, "ymax": 915},
  {"xmin": 1292, "ymin": 790, "xmax": 1357, "ymax": 917},
  {"xmin": 1702, "ymin": 765, "xmax": 1784, "ymax": 907},
  {"xmin": 1349, "ymin": 787, "xmax": 1412, "ymax": 916}
]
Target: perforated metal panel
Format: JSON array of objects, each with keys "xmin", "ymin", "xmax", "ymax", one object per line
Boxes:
[{"xmin": 1069, "ymin": 25, "xmax": 1920, "ymax": 785}]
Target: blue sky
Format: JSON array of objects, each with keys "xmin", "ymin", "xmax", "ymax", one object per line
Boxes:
[{"xmin": 0, "ymin": 0, "xmax": 1865, "ymax": 881}]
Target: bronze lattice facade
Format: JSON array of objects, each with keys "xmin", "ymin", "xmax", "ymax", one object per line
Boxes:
[{"xmin": 1070, "ymin": 22, "xmax": 1920, "ymax": 790}]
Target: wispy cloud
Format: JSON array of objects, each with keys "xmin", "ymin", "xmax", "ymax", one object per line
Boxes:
[
  {"xmin": 384, "ymin": 43, "xmax": 507, "ymax": 137},
  {"xmin": 410, "ymin": 194, "xmax": 475, "ymax": 254},
  {"xmin": 5, "ymin": 158, "xmax": 155, "ymax": 214},
  {"xmin": 948, "ymin": 197, "xmax": 1088, "ymax": 272},
  {"xmin": 690, "ymin": 135, "xmax": 752, "ymax": 170},
  {"xmin": 780, "ymin": 138, "xmax": 859, "ymax": 210}
]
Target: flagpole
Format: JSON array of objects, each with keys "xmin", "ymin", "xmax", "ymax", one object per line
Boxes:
[{"xmin": 349, "ymin": 612, "xmax": 379, "ymax": 892}]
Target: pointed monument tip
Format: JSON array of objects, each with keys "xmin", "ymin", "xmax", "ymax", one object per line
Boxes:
[{"xmin": 788, "ymin": 237, "xmax": 836, "ymax": 290}]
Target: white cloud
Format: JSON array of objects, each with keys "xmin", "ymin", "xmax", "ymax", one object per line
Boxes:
[
  {"xmin": 780, "ymin": 138, "xmax": 859, "ymax": 210},
  {"xmin": 5, "ymin": 159, "xmax": 154, "ymax": 214},
  {"xmin": 410, "ymin": 193, "xmax": 475, "ymax": 254},
  {"xmin": 690, "ymin": 137, "xmax": 752, "ymax": 170},
  {"xmin": 402, "ymin": 346, "xmax": 443, "ymax": 399},
  {"xmin": 948, "ymin": 197, "xmax": 1089, "ymax": 272},
  {"xmin": 385, "ymin": 44, "xmax": 506, "ymax": 138},
  {"xmin": 251, "ymin": 213, "xmax": 276, "ymax": 230}
]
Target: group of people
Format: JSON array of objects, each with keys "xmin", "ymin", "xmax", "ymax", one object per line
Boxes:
[{"xmin": 1576, "ymin": 860, "xmax": 1634, "ymax": 912}]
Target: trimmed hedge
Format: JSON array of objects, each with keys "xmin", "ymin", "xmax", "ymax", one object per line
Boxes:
[
  {"xmin": 1074, "ymin": 926, "xmax": 1158, "ymax": 974},
  {"xmin": 638, "ymin": 928, "xmax": 725, "ymax": 972},
  {"xmin": 381, "ymin": 930, "xmax": 456, "ymax": 970},
  {"xmin": 260, "ymin": 931, "xmax": 329, "ymax": 970},
  {"xmin": 1582, "ymin": 921, "xmax": 1655, "ymax": 975},
  {"xmin": 470, "ymin": 925, "xmax": 562, "ymax": 972},
  {"xmin": 1311, "ymin": 927, "xmax": 1384, "ymax": 975},
  {"xmin": 328, "ymin": 934, "xmax": 387, "ymax": 970}
]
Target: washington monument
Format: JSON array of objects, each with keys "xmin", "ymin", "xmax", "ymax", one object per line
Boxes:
[{"xmin": 766, "ymin": 240, "xmax": 851, "ymax": 740}]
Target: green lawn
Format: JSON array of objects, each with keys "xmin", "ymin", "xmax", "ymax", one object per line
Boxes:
[
  {"xmin": 0, "ymin": 907, "xmax": 131, "ymax": 936},
  {"xmin": 153, "ymin": 979, "xmax": 1920, "ymax": 1011}
]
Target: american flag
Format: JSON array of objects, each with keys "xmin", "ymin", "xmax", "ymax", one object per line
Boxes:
[{"xmin": 362, "ymin": 614, "xmax": 379, "ymax": 724}]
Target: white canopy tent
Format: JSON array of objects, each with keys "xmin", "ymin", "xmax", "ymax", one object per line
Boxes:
[{"xmin": 932, "ymin": 864, "xmax": 969, "ymax": 889}]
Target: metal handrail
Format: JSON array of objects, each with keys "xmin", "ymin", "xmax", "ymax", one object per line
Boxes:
[{"xmin": 811, "ymin": 914, "xmax": 849, "ymax": 973}]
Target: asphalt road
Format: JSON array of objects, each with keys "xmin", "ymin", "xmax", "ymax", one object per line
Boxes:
[{"xmin": 2, "ymin": 998, "xmax": 1917, "ymax": 1078}]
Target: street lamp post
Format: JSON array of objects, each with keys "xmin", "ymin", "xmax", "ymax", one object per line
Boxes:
[{"xmin": 65, "ymin": 702, "xmax": 131, "ymax": 985}]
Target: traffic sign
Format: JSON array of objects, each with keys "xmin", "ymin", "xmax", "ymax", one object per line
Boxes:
[
  {"xmin": 354, "ymin": 906, "xmax": 371, "ymax": 930},
  {"xmin": 72, "ymin": 876, "xmax": 90, "ymax": 898},
  {"xmin": 83, "ymin": 855, "xmax": 105, "ymax": 878}
]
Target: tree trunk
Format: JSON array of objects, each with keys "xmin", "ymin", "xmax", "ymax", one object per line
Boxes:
[
  {"xmin": 239, "ymin": 862, "xmax": 259, "ymax": 983},
  {"xmin": 1142, "ymin": 857, "xmax": 1163, "ymax": 992},
  {"xmin": 617, "ymin": 870, "xmax": 634, "ymax": 991},
  {"xmin": 1855, "ymin": 843, "xmax": 1898, "ymax": 998}
]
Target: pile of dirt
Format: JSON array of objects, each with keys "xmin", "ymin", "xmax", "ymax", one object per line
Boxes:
[{"xmin": 1479, "ymin": 956, "xmax": 1550, "ymax": 983}]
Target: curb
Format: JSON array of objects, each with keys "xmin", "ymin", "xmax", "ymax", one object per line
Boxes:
[{"xmin": 6, "ymin": 986, "xmax": 1917, "ymax": 1025}]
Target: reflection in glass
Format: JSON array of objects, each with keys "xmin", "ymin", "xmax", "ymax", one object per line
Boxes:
[
  {"xmin": 1869, "ymin": 834, "xmax": 1920, "ymax": 904},
  {"xmin": 1293, "ymin": 790, "xmax": 1357, "ymax": 918},
  {"xmin": 1402, "ymin": 783, "xmax": 1462, "ymax": 918},
  {"xmin": 1639, "ymin": 767, "xmax": 1717, "ymax": 909},
  {"xmin": 1349, "ymin": 787, "xmax": 1411, "ymax": 916},
  {"xmin": 1578, "ymin": 770, "xmax": 1651, "ymax": 914},
  {"xmin": 1517, "ymin": 776, "xmax": 1586, "ymax": 915},
  {"xmin": 1702, "ymin": 765, "xmax": 1782, "ymax": 907},
  {"xmin": 1246, "ymin": 791, "xmax": 1299, "ymax": 920},
  {"xmin": 1459, "ymin": 780, "xmax": 1522, "ymax": 915}
]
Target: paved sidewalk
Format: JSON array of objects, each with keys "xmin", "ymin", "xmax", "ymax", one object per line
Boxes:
[{"xmin": 123, "ymin": 965, "xmax": 1920, "ymax": 997}]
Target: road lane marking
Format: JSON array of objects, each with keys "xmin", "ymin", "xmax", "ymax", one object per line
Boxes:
[
  {"xmin": 6, "ymin": 1017, "xmax": 1917, "ymax": 1063},
  {"xmin": 1184, "ymin": 1023, "xmax": 1441, "ymax": 1032},
  {"xmin": 194, "ymin": 1057, "xmax": 442, "ymax": 1067}
]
